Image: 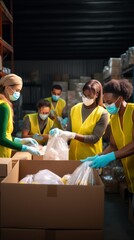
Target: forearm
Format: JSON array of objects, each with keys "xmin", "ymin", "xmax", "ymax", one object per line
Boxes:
[
  {"xmin": 0, "ymin": 137, "xmax": 22, "ymax": 151},
  {"xmin": 115, "ymin": 141, "xmax": 134, "ymax": 160},
  {"xmin": 22, "ymin": 130, "xmax": 33, "ymax": 138},
  {"xmin": 102, "ymin": 144, "xmax": 118, "ymax": 154},
  {"xmin": 76, "ymin": 113, "xmax": 109, "ymax": 144}
]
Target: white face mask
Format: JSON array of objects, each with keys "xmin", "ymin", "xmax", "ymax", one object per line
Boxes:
[
  {"xmin": 82, "ymin": 97, "xmax": 94, "ymax": 106},
  {"xmin": 39, "ymin": 113, "xmax": 49, "ymax": 121}
]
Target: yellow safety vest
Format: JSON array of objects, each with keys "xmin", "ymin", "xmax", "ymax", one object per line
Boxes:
[
  {"xmin": 45, "ymin": 97, "xmax": 66, "ymax": 128},
  {"xmin": 69, "ymin": 103, "xmax": 106, "ymax": 160},
  {"xmin": 25, "ymin": 113, "xmax": 53, "ymax": 145},
  {"xmin": 0, "ymin": 100, "xmax": 13, "ymax": 157},
  {"xmin": 110, "ymin": 103, "xmax": 134, "ymax": 193}
]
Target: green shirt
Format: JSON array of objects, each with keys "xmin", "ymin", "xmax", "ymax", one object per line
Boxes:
[{"xmin": 0, "ymin": 103, "xmax": 22, "ymax": 152}]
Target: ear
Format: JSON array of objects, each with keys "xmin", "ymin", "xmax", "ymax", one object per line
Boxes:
[
  {"xmin": 5, "ymin": 85, "xmax": 8, "ymax": 89},
  {"xmin": 120, "ymin": 96, "xmax": 124, "ymax": 102},
  {"xmin": 95, "ymin": 92, "xmax": 99, "ymax": 98}
]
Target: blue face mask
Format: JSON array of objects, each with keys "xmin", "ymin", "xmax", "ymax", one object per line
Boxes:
[
  {"xmin": 9, "ymin": 91, "xmax": 20, "ymax": 101},
  {"xmin": 105, "ymin": 96, "xmax": 121, "ymax": 115},
  {"xmin": 52, "ymin": 94, "xmax": 60, "ymax": 101}
]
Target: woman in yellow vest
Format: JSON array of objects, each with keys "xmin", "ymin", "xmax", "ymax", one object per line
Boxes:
[
  {"xmin": 50, "ymin": 79, "xmax": 109, "ymax": 160},
  {"xmin": 82, "ymin": 79, "xmax": 134, "ymax": 212},
  {"xmin": 45, "ymin": 84, "xmax": 68, "ymax": 129},
  {"xmin": 22, "ymin": 99, "xmax": 53, "ymax": 145},
  {"xmin": 0, "ymin": 74, "xmax": 41, "ymax": 157}
]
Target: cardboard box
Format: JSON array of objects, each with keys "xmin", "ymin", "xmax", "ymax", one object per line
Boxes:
[
  {"xmin": 11, "ymin": 152, "xmax": 32, "ymax": 161},
  {"xmin": 0, "ymin": 228, "xmax": 104, "ymax": 240},
  {"xmin": 11, "ymin": 151, "xmax": 32, "ymax": 167},
  {"xmin": 32, "ymin": 155, "xmax": 45, "ymax": 160},
  {"xmin": 0, "ymin": 158, "xmax": 12, "ymax": 178},
  {"xmin": 1, "ymin": 160, "xmax": 104, "ymax": 230}
]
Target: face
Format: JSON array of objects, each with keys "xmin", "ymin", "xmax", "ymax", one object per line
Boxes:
[
  {"xmin": 103, "ymin": 93, "xmax": 121, "ymax": 107},
  {"xmin": 5, "ymin": 84, "xmax": 22, "ymax": 101},
  {"xmin": 51, "ymin": 88, "xmax": 61, "ymax": 96},
  {"xmin": 6, "ymin": 84, "xmax": 22, "ymax": 95},
  {"xmin": 38, "ymin": 106, "xmax": 50, "ymax": 115},
  {"xmin": 83, "ymin": 89, "xmax": 97, "ymax": 99},
  {"xmin": 82, "ymin": 89, "xmax": 98, "ymax": 107}
]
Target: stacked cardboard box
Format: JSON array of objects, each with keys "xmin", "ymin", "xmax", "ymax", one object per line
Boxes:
[
  {"xmin": 108, "ymin": 58, "xmax": 122, "ymax": 78},
  {"xmin": 0, "ymin": 160, "xmax": 104, "ymax": 240}
]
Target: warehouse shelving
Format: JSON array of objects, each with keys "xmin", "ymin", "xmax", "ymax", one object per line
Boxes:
[
  {"xmin": 122, "ymin": 65, "xmax": 134, "ymax": 102},
  {"xmin": 0, "ymin": 0, "xmax": 13, "ymax": 77}
]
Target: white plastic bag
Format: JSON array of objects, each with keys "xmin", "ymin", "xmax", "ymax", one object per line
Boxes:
[
  {"xmin": 33, "ymin": 169, "xmax": 64, "ymax": 184},
  {"xmin": 44, "ymin": 135, "xmax": 69, "ymax": 160},
  {"xmin": 67, "ymin": 162, "xmax": 95, "ymax": 185}
]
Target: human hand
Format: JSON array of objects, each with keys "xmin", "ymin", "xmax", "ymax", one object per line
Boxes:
[
  {"xmin": 80, "ymin": 155, "xmax": 98, "ymax": 163},
  {"xmin": 49, "ymin": 128, "xmax": 75, "ymax": 140},
  {"xmin": 33, "ymin": 134, "xmax": 44, "ymax": 141},
  {"xmin": 14, "ymin": 137, "xmax": 38, "ymax": 146},
  {"xmin": 49, "ymin": 128, "xmax": 61, "ymax": 136},
  {"xmin": 60, "ymin": 130, "xmax": 76, "ymax": 140},
  {"xmin": 62, "ymin": 117, "xmax": 68, "ymax": 126},
  {"xmin": 50, "ymin": 110, "xmax": 56, "ymax": 119},
  {"xmin": 89, "ymin": 152, "xmax": 116, "ymax": 168},
  {"xmin": 57, "ymin": 117, "xmax": 68, "ymax": 129},
  {"xmin": 21, "ymin": 145, "xmax": 41, "ymax": 155}
]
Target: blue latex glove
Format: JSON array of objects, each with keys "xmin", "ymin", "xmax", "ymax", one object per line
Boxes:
[
  {"xmin": 57, "ymin": 117, "xmax": 68, "ymax": 130},
  {"xmin": 21, "ymin": 145, "xmax": 41, "ymax": 155},
  {"xmin": 49, "ymin": 128, "xmax": 61, "ymax": 136},
  {"xmin": 14, "ymin": 137, "xmax": 38, "ymax": 146},
  {"xmin": 62, "ymin": 117, "xmax": 68, "ymax": 126},
  {"xmin": 80, "ymin": 155, "xmax": 99, "ymax": 163},
  {"xmin": 90, "ymin": 152, "xmax": 116, "ymax": 168},
  {"xmin": 33, "ymin": 134, "xmax": 44, "ymax": 141},
  {"xmin": 50, "ymin": 110, "xmax": 56, "ymax": 118}
]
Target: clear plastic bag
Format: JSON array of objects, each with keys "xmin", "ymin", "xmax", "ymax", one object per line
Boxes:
[
  {"xmin": 33, "ymin": 169, "xmax": 64, "ymax": 184},
  {"xmin": 67, "ymin": 161, "xmax": 95, "ymax": 185},
  {"xmin": 44, "ymin": 135, "xmax": 69, "ymax": 160},
  {"xmin": 19, "ymin": 175, "xmax": 33, "ymax": 184},
  {"xmin": 19, "ymin": 170, "xmax": 64, "ymax": 185}
]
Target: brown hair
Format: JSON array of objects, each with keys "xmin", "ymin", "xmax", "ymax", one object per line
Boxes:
[{"xmin": 82, "ymin": 79, "xmax": 103, "ymax": 106}]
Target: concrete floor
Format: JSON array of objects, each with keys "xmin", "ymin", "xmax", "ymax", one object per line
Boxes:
[{"xmin": 104, "ymin": 193, "xmax": 134, "ymax": 240}]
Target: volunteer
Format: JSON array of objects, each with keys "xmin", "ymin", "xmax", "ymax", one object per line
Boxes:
[
  {"xmin": 0, "ymin": 74, "xmax": 41, "ymax": 157},
  {"xmin": 45, "ymin": 84, "xmax": 68, "ymax": 129},
  {"xmin": 22, "ymin": 99, "xmax": 53, "ymax": 145},
  {"xmin": 81, "ymin": 79, "xmax": 134, "ymax": 209},
  {"xmin": 50, "ymin": 79, "xmax": 109, "ymax": 160}
]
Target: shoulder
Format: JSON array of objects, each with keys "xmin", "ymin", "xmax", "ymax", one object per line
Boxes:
[
  {"xmin": 71, "ymin": 102, "xmax": 82, "ymax": 110},
  {"xmin": 0, "ymin": 102, "xmax": 10, "ymax": 112},
  {"xmin": 24, "ymin": 113, "xmax": 37, "ymax": 120},
  {"xmin": 97, "ymin": 105, "xmax": 108, "ymax": 114},
  {"xmin": 59, "ymin": 98, "xmax": 66, "ymax": 103},
  {"xmin": 45, "ymin": 97, "xmax": 51, "ymax": 102}
]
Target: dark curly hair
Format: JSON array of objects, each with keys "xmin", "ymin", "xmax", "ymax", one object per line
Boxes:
[{"xmin": 103, "ymin": 79, "xmax": 133, "ymax": 101}]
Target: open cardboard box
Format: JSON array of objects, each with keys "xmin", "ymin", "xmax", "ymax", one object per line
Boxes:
[{"xmin": 1, "ymin": 160, "xmax": 104, "ymax": 230}]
